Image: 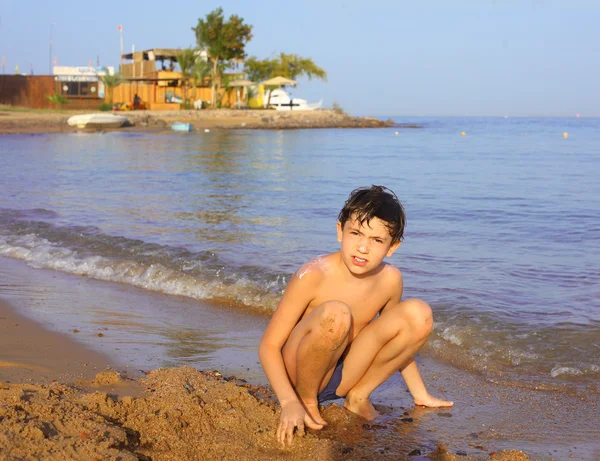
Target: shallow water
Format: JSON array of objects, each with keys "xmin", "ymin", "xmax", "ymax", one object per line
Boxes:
[{"xmin": 1, "ymin": 117, "xmax": 599, "ymax": 392}]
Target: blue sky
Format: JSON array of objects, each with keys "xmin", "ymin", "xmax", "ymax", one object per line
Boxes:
[{"xmin": 1, "ymin": 0, "xmax": 599, "ymax": 116}]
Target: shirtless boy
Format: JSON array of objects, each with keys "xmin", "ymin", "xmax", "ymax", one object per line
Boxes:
[{"xmin": 258, "ymin": 185, "xmax": 452, "ymax": 446}]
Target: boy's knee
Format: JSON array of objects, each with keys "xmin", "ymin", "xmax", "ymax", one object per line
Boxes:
[
  {"xmin": 317, "ymin": 300, "xmax": 352, "ymax": 347},
  {"xmin": 402, "ymin": 299, "xmax": 433, "ymax": 340}
]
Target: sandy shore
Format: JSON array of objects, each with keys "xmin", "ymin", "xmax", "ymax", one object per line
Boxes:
[
  {"xmin": 0, "ymin": 297, "xmax": 531, "ymax": 461},
  {"xmin": 1, "ymin": 255, "xmax": 598, "ymax": 459},
  {"xmin": 0, "ymin": 107, "xmax": 402, "ymax": 135}
]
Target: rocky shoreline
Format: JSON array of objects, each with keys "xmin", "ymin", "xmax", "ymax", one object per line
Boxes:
[
  {"xmin": 0, "ymin": 107, "xmax": 415, "ymax": 134},
  {"xmin": 129, "ymin": 108, "xmax": 396, "ymax": 130}
]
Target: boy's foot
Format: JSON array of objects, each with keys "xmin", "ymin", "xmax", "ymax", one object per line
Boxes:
[
  {"xmin": 304, "ymin": 402, "xmax": 328, "ymax": 426},
  {"xmin": 343, "ymin": 394, "xmax": 379, "ymax": 421},
  {"xmin": 414, "ymin": 394, "xmax": 454, "ymax": 407}
]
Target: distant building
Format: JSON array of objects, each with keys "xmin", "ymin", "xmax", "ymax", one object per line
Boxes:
[
  {"xmin": 114, "ymin": 48, "xmax": 242, "ymax": 110},
  {"xmin": 53, "ymin": 66, "xmax": 115, "ymax": 99}
]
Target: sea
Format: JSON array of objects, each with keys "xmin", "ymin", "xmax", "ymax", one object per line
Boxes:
[{"xmin": 1, "ymin": 116, "xmax": 599, "ymax": 397}]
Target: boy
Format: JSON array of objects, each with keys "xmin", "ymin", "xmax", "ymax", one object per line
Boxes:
[{"xmin": 259, "ymin": 185, "xmax": 452, "ymax": 446}]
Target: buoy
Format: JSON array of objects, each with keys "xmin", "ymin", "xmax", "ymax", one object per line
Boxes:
[
  {"xmin": 204, "ymin": 128, "xmax": 210, "ymax": 133},
  {"xmin": 394, "ymin": 131, "xmax": 399, "ymax": 136},
  {"xmin": 576, "ymin": 114, "xmax": 580, "ymax": 118},
  {"xmin": 563, "ymin": 132, "xmax": 568, "ymax": 139},
  {"xmin": 461, "ymin": 131, "xmax": 466, "ymax": 136}
]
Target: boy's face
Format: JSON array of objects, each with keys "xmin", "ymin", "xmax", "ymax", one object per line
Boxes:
[{"xmin": 336, "ymin": 215, "xmax": 400, "ymax": 276}]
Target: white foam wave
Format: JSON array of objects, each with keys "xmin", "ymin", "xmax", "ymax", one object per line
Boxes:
[
  {"xmin": 0, "ymin": 235, "xmax": 279, "ymax": 312},
  {"xmin": 550, "ymin": 364, "xmax": 583, "ymax": 378},
  {"xmin": 439, "ymin": 326, "xmax": 463, "ymax": 346}
]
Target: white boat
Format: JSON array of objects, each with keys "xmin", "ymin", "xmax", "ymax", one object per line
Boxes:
[
  {"xmin": 67, "ymin": 113, "xmax": 129, "ymax": 129},
  {"xmin": 171, "ymin": 122, "xmax": 193, "ymax": 132},
  {"xmin": 264, "ymin": 88, "xmax": 322, "ymax": 111}
]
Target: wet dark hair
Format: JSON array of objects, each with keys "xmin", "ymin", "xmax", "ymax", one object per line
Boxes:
[{"xmin": 338, "ymin": 185, "xmax": 406, "ymax": 244}]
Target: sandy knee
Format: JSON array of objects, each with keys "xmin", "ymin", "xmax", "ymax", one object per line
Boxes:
[{"xmin": 317, "ymin": 301, "xmax": 352, "ymax": 349}]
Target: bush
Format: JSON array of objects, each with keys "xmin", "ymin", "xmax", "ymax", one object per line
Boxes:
[
  {"xmin": 98, "ymin": 103, "xmax": 112, "ymax": 111},
  {"xmin": 47, "ymin": 93, "xmax": 67, "ymax": 106},
  {"xmin": 332, "ymin": 101, "xmax": 345, "ymax": 115}
]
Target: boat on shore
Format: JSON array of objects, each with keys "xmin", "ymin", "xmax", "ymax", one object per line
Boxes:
[
  {"xmin": 67, "ymin": 113, "xmax": 129, "ymax": 129},
  {"xmin": 264, "ymin": 89, "xmax": 322, "ymax": 111},
  {"xmin": 171, "ymin": 122, "xmax": 193, "ymax": 132}
]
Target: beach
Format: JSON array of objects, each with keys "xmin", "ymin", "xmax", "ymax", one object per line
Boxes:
[
  {"xmin": 1, "ymin": 116, "xmax": 599, "ymax": 460},
  {"xmin": 0, "ymin": 281, "xmax": 531, "ymax": 461},
  {"xmin": 0, "ymin": 256, "xmax": 596, "ymax": 461},
  {"xmin": 0, "ymin": 107, "xmax": 394, "ymax": 135}
]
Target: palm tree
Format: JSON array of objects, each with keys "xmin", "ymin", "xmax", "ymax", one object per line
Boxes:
[
  {"xmin": 191, "ymin": 59, "xmax": 211, "ymax": 105},
  {"xmin": 274, "ymin": 53, "xmax": 327, "ymax": 82},
  {"xmin": 175, "ymin": 48, "xmax": 197, "ymax": 105},
  {"xmin": 99, "ymin": 73, "xmax": 122, "ymax": 104}
]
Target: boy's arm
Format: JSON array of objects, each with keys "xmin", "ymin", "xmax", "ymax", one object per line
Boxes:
[{"xmin": 258, "ymin": 267, "xmax": 322, "ymax": 428}]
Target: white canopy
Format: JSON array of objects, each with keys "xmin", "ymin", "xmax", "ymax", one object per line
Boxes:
[{"xmin": 261, "ymin": 76, "xmax": 297, "ymax": 87}]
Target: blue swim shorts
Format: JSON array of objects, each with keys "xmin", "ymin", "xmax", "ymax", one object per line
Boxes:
[{"xmin": 317, "ymin": 358, "xmax": 344, "ymax": 403}]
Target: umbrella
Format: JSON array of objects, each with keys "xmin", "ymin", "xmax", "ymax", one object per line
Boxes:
[
  {"xmin": 228, "ymin": 79, "xmax": 255, "ymax": 87},
  {"xmin": 261, "ymin": 76, "xmax": 297, "ymax": 87}
]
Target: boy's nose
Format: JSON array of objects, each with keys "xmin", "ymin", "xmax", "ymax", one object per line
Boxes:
[{"xmin": 357, "ymin": 244, "xmax": 368, "ymax": 253}]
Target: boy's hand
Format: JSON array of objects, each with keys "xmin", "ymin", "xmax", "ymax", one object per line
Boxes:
[{"xmin": 277, "ymin": 401, "xmax": 324, "ymax": 446}]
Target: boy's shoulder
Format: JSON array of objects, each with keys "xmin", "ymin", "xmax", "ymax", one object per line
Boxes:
[
  {"xmin": 294, "ymin": 253, "xmax": 402, "ymax": 285},
  {"xmin": 294, "ymin": 253, "xmax": 336, "ymax": 282},
  {"xmin": 378, "ymin": 262, "xmax": 403, "ymax": 286}
]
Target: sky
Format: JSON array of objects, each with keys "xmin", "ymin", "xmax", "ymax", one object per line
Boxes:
[{"xmin": 1, "ymin": 0, "xmax": 599, "ymax": 116}]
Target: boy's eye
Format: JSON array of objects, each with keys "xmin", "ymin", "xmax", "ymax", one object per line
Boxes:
[
  {"xmin": 350, "ymin": 231, "xmax": 359, "ymax": 235},
  {"xmin": 375, "ymin": 239, "xmax": 383, "ymax": 244}
]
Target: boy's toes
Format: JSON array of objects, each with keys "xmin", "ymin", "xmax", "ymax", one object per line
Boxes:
[
  {"xmin": 415, "ymin": 395, "xmax": 454, "ymax": 407},
  {"xmin": 304, "ymin": 403, "xmax": 328, "ymax": 426}
]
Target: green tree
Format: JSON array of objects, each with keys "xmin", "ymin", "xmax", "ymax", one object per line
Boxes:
[
  {"xmin": 273, "ymin": 53, "xmax": 327, "ymax": 82},
  {"xmin": 244, "ymin": 56, "xmax": 277, "ymax": 83},
  {"xmin": 176, "ymin": 48, "xmax": 197, "ymax": 104},
  {"xmin": 192, "ymin": 7, "xmax": 253, "ymax": 109},
  {"xmin": 99, "ymin": 72, "xmax": 122, "ymax": 104},
  {"xmin": 244, "ymin": 53, "xmax": 327, "ymax": 83},
  {"xmin": 191, "ymin": 58, "xmax": 211, "ymax": 103}
]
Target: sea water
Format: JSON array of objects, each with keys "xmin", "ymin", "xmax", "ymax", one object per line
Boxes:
[{"xmin": 1, "ymin": 117, "xmax": 599, "ymax": 393}]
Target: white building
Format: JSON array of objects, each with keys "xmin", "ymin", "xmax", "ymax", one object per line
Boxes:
[{"xmin": 53, "ymin": 66, "xmax": 115, "ymax": 99}]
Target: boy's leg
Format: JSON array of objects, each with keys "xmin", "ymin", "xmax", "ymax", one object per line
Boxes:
[
  {"xmin": 282, "ymin": 300, "xmax": 352, "ymax": 424},
  {"xmin": 335, "ymin": 298, "xmax": 434, "ymax": 420}
]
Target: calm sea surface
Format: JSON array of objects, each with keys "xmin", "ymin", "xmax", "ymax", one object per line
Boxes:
[{"xmin": 1, "ymin": 117, "xmax": 599, "ymax": 391}]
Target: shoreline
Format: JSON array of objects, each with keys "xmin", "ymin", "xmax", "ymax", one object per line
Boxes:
[
  {"xmin": 0, "ymin": 107, "xmax": 406, "ymax": 135},
  {"xmin": 0, "ymin": 295, "xmax": 531, "ymax": 461},
  {"xmin": 2, "ymin": 257, "xmax": 598, "ymax": 460}
]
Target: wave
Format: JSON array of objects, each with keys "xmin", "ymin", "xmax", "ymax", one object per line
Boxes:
[
  {"xmin": 0, "ymin": 208, "xmax": 285, "ymax": 314},
  {"xmin": 1, "ymin": 208, "xmax": 599, "ymax": 390}
]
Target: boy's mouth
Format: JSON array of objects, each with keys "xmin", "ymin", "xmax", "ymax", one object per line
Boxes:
[{"xmin": 352, "ymin": 256, "xmax": 368, "ymax": 266}]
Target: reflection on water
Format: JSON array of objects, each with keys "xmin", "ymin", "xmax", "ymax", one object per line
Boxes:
[{"xmin": 1, "ymin": 118, "xmax": 600, "ymax": 390}]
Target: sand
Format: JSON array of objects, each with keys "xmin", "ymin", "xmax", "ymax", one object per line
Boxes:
[
  {"xmin": 0, "ymin": 295, "xmax": 538, "ymax": 461},
  {"xmin": 0, "ymin": 106, "xmax": 398, "ymax": 135},
  {"xmin": 0, "ymin": 255, "xmax": 598, "ymax": 460}
]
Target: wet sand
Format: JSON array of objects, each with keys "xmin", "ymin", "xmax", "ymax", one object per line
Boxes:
[
  {"xmin": 0, "ymin": 299, "xmax": 113, "ymax": 384},
  {"xmin": 0, "ymin": 256, "xmax": 597, "ymax": 460},
  {"xmin": 0, "ymin": 107, "xmax": 395, "ymax": 135}
]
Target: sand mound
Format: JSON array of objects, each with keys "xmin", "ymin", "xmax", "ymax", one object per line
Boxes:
[{"xmin": 0, "ymin": 366, "xmax": 530, "ymax": 460}]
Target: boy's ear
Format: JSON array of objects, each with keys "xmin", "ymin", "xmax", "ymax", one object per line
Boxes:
[
  {"xmin": 336, "ymin": 221, "xmax": 343, "ymax": 242},
  {"xmin": 386, "ymin": 240, "xmax": 401, "ymax": 257}
]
